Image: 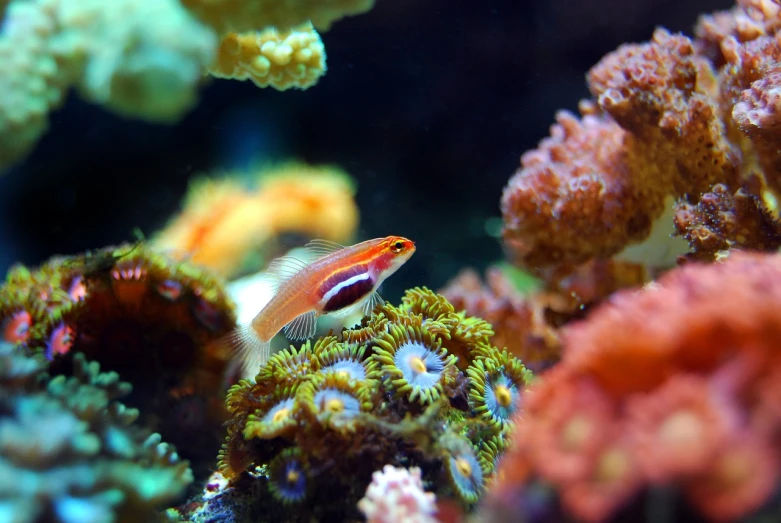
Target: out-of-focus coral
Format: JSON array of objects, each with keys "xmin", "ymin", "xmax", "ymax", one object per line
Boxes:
[
  {"xmin": 502, "ymin": 0, "xmax": 781, "ymax": 271},
  {"xmin": 0, "ymin": 0, "xmax": 216, "ymax": 169},
  {"xmin": 0, "ymin": 341, "xmax": 192, "ymax": 521},
  {"xmin": 174, "ymin": 288, "xmax": 531, "ymax": 522},
  {"xmin": 674, "ymin": 181, "xmax": 781, "ymax": 261},
  {"xmin": 152, "ymin": 162, "xmax": 360, "ymax": 279},
  {"xmin": 0, "ymin": 0, "xmax": 376, "ymax": 171},
  {"xmin": 440, "ymin": 262, "xmax": 651, "ymax": 373},
  {"xmin": 481, "ymin": 251, "xmax": 781, "ymax": 522},
  {"xmin": 0, "ymin": 243, "xmax": 237, "ymax": 482},
  {"xmin": 209, "ymin": 23, "xmax": 326, "ymax": 90},
  {"xmin": 180, "ymin": 0, "xmax": 376, "ymax": 34},
  {"xmin": 357, "ymin": 465, "xmax": 438, "ymax": 523}
]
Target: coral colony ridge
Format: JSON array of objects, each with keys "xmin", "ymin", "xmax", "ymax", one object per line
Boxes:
[{"xmin": 2, "ymin": 0, "xmax": 781, "ymax": 522}]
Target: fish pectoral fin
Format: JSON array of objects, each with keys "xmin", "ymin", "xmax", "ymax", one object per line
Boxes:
[
  {"xmin": 305, "ymin": 239, "xmax": 346, "ymax": 259},
  {"xmin": 362, "ymin": 291, "xmax": 384, "ymax": 317},
  {"xmin": 283, "ymin": 310, "xmax": 318, "ymax": 340},
  {"xmin": 267, "ymin": 255, "xmax": 309, "ymax": 290}
]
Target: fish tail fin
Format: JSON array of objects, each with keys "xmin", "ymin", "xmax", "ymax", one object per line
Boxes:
[{"xmin": 223, "ymin": 324, "xmax": 271, "ymax": 378}]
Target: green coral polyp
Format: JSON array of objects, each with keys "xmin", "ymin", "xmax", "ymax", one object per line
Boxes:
[
  {"xmin": 467, "ymin": 348, "xmax": 532, "ymax": 431},
  {"xmin": 400, "ymin": 286, "xmax": 456, "ymax": 320},
  {"xmin": 445, "ymin": 443, "xmax": 485, "ymax": 504},
  {"xmin": 256, "ymin": 341, "xmax": 320, "ymax": 385},
  {"xmin": 295, "ymin": 373, "xmax": 374, "ymax": 424},
  {"xmin": 316, "ymin": 342, "xmax": 378, "ymax": 382},
  {"xmin": 371, "ymin": 321, "xmax": 457, "ymax": 404},
  {"xmin": 244, "ymin": 392, "xmax": 299, "ymax": 440},
  {"xmin": 267, "ymin": 447, "xmax": 308, "ymax": 505}
]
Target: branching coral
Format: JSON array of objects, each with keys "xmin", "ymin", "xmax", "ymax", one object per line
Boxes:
[
  {"xmin": 502, "ymin": 0, "xmax": 781, "ymax": 271},
  {"xmin": 152, "ymin": 162, "xmax": 359, "ymax": 279},
  {"xmin": 0, "ymin": 243, "xmax": 237, "ymax": 481},
  {"xmin": 0, "ymin": 342, "xmax": 192, "ymax": 521},
  {"xmin": 180, "ymin": 288, "xmax": 531, "ymax": 521},
  {"xmin": 0, "ymin": 0, "xmax": 376, "ymax": 171},
  {"xmin": 481, "ymin": 251, "xmax": 781, "ymax": 522},
  {"xmin": 180, "ymin": 0, "xmax": 375, "ymax": 34},
  {"xmin": 673, "ymin": 181, "xmax": 781, "ymax": 260},
  {"xmin": 502, "ymin": 28, "xmax": 741, "ymax": 269},
  {"xmin": 0, "ymin": 0, "xmax": 216, "ymax": 169},
  {"xmin": 209, "ymin": 23, "xmax": 326, "ymax": 91}
]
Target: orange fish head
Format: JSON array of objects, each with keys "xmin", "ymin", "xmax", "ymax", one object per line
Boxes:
[
  {"xmin": 386, "ymin": 235, "xmax": 416, "ymax": 257},
  {"xmin": 372, "ymin": 236, "xmax": 416, "ymax": 280}
]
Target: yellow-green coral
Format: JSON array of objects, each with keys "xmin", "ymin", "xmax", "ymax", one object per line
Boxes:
[
  {"xmin": 209, "ymin": 23, "xmax": 326, "ymax": 91},
  {"xmin": 467, "ymin": 347, "xmax": 533, "ymax": 433},
  {"xmin": 203, "ymin": 288, "xmax": 532, "ymax": 521},
  {"xmin": 371, "ymin": 320, "xmax": 458, "ymax": 405},
  {"xmin": 181, "ymin": 0, "xmax": 376, "ymax": 33}
]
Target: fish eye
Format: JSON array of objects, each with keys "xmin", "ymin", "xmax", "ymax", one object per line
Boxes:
[{"xmin": 392, "ymin": 240, "xmax": 404, "ymax": 253}]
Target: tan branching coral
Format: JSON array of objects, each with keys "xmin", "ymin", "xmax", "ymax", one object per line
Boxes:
[
  {"xmin": 209, "ymin": 24, "xmax": 326, "ymax": 90},
  {"xmin": 481, "ymin": 251, "xmax": 781, "ymax": 522},
  {"xmin": 152, "ymin": 162, "xmax": 359, "ymax": 278}
]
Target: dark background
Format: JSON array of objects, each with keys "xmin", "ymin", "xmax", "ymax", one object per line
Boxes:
[{"xmin": 0, "ymin": 0, "xmax": 731, "ymax": 300}]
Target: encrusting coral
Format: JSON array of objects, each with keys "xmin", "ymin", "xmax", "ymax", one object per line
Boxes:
[
  {"xmin": 501, "ymin": 0, "xmax": 781, "ymax": 270},
  {"xmin": 0, "ymin": 0, "xmax": 376, "ymax": 171},
  {"xmin": 170, "ymin": 288, "xmax": 532, "ymax": 522},
  {"xmin": 0, "ymin": 341, "xmax": 193, "ymax": 522},
  {"xmin": 480, "ymin": 251, "xmax": 781, "ymax": 522},
  {"xmin": 152, "ymin": 162, "xmax": 360, "ymax": 279},
  {"xmin": 0, "ymin": 242, "xmax": 237, "ymax": 482}
]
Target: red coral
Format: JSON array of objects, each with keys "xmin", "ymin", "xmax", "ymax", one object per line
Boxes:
[
  {"xmin": 673, "ymin": 182, "xmax": 781, "ymax": 260},
  {"xmin": 482, "ymin": 252, "xmax": 781, "ymax": 522},
  {"xmin": 502, "ymin": 29, "xmax": 740, "ymax": 269},
  {"xmin": 440, "ymin": 267, "xmax": 562, "ymax": 371}
]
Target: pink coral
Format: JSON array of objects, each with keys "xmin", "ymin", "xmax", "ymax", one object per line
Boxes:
[
  {"xmin": 358, "ymin": 465, "xmax": 438, "ymax": 523},
  {"xmin": 482, "ymin": 252, "xmax": 781, "ymax": 522}
]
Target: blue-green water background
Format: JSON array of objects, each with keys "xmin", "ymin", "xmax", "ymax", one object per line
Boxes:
[{"xmin": 0, "ymin": 0, "xmax": 731, "ymax": 299}]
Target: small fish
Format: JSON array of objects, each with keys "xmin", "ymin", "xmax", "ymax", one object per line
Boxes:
[{"xmin": 229, "ymin": 236, "xmax": 416, "ymax": 375}]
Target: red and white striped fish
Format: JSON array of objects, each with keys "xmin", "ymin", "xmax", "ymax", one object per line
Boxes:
[{"xmin": 230, "ymin": 236, "xmax": 416, "ymax": 375}]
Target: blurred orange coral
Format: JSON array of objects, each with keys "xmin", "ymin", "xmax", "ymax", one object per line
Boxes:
[
  {"xmin": 152, "ymin": 162, "xmax": 359, "ymax": 278},
  {"xmin": 482, "ymin": 251, "xmax": 781, "ymax": 522}
]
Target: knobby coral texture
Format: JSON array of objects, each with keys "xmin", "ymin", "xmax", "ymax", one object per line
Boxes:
[
  {"xmin": 0, "ymin": 342, "xmax": 192, "ymax": 522},
  {"xmin": 481, "ymin": 251, "xmax": 781, "ymax": 523},
  {"xmin": 0, "ymin": 243, "xmax": 238, "ymax": 481},
  {"xmin": 501, "ymin": 0, "xmax": 781, "ymax": 270},
  {"xmin": 0, "ymin": 0, "xmax": 375, "ymax": 171},
  {"xmin": 170, "ymin": 288, "xmax": 532, "ymax": 522}
]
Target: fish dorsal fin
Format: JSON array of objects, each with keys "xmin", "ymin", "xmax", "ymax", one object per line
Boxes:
[
  {"xmin": 305, "ymin": 239, "xmax": 346, "ymax": 259},
  {"xmin": 362, "ymin": 291, "xmax": 384, "ymax": 317},
  {"xmin": 283, "ymin": 310, "xmax": 318, "ymax": 340},
  {"xmin": 267, "ymin": 255, "xmax": 309, "ymax": 290}
]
